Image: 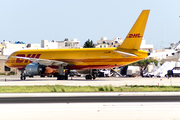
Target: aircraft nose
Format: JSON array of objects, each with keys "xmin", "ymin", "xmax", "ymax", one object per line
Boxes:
[
  {"xmin": 5, "ymin": 56, "xmax": 11, "ymax": 66},
  {"xmin": 5, "ymin": 59, "xmax": 9, "ymax": 65}
]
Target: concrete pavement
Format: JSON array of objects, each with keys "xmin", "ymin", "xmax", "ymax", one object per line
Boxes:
[
  {"xmin": 0, "ymin": 76, "xmax": 180, "ymax": 120},
  {"xmin": 0, "ymin": 75, "xmax": 179, "ymax": 86}
]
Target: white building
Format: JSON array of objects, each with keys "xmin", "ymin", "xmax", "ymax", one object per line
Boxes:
[
  {"xmin": 26, "ymin": 44, "xmax": 40, "ymax": 48},
  {"xmin": 1, "ymin": 40, "xmax": 40, "ymax": 56},
  {"xmin": 57, "ymin": 38, "xmax": 80, "ymax": 48},
  {"xmin": 96, "ymin": 37, "xmax": 123, "ymax": 48},
  {"xmin": 41, "ymin": 39, "xmax": 80, "ymax": 49},
  {"xmin": 41, "ymin": 40, "xmax": 58, "ymax": 49},
  {"xmin": 4, "ymin": 43, "xmax": 26, "ymax": 49},
  {"xmin": 96, "ymin": 37, "xmax": 153, "ymax": 52}
]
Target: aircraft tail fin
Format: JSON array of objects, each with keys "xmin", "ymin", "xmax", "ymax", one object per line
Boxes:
[{"xmin": 118, "ymin": 10, "xmax": 150, "ymax": 50}]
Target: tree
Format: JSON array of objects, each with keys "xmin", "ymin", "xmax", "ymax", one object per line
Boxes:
[
  {"xmin": 129, "ymin": 58, "xmax": 158, "ymax": 68},
  {"xmin": 83, "ymin": 39, "xmax": 95, "ymax": 48}
]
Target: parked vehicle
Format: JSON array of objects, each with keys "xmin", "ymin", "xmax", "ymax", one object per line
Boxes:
[
  {"xmin": 98, "ymin": 69, "xmax": 110, "ymax": 77},
  {"xmin": 167, "ymin": 69, "xmax": 180, "ymax": 77},
  {"xmin": 126, "ymin": 66, "xmax": 140, "ymax": 77}
]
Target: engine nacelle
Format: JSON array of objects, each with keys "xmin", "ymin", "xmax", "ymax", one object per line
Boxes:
[{"xmin": 25, "ymin": 63, "xmax": 46, "ymax": 76}]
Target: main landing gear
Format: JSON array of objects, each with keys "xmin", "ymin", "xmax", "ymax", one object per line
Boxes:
[
  {"xmin": 57, "ymin": 65, "xmax": 68, "ymax": 80},
  {"xmin": 57, "ymin": 74, "xmax": 68, "ymax": 80},
  {"xmin": 20, "ymin": 69, "xmax": 26, "ymax": 80},
  {"xmin": 85, "ymin": 70, "xmax": 97, "ymax": 80}
]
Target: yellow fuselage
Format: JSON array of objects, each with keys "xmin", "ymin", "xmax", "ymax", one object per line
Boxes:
[{"xmin": 6, "ymin": 48, "xmax": 148, "ymax": 70}]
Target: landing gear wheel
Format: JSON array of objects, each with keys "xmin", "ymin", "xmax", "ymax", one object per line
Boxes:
[
  {"xmin": 20, "ymin": 76, "xmax": 23, "ymax": 80},
  {"xmin": 29, "ymin": 75, "xmax": 34, "ymax": 78},
  {"xmin": 93, "ymin": 74, "xmax": 96, "ymax": 80},
  {"xmin": 20, "ymin": 76, "xmax": 26, "ymax": 80},
  {"xmin": 57, "ymin": 75, "xmax": 65, "ymax": 80},
  {"xmin": 85, "ymin": 75, "xmax": 92, "ymax": 80},
  {"xmin": 20, "ymin": 69, "xmax": 26, "ymax": 80},
  {"xmin": 65, "ymin": 74, "xmax": 68, "ymax": 80},
  {"xmin": 40, "ymin": 75, "xmax": 45, "ymax": 77}
]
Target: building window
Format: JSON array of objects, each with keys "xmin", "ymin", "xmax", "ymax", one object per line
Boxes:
[
  {"xmin": 5, "ymin": 66, "xmax": 10, "ymax": 71},
  {"xmin": 65, "ymin": 43, "xmax": 68, "ymax": 46}
]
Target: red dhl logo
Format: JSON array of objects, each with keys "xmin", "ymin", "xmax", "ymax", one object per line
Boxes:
[
  {"xmin": 16, "ymin": 54, "xmax": 41, "ymax": 63},
  {"xmin": 126, "ymin": 33, "xmax": 142, "ymax": 38}
]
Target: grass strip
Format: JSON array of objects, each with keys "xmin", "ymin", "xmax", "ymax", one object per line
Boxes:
[{"xmin": 0, "ymin": 85, "xmax": 180, "ymax": 93}]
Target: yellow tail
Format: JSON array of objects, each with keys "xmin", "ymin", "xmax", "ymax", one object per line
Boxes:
[{"xmin": 118, "ymin": 10, "xmax": 150, "ymax": 50}]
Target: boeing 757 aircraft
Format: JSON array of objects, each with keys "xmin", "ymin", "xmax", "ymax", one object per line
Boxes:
[{"xmin": 5, "ymin": 10, "xmax": 150, "ymax": 80}]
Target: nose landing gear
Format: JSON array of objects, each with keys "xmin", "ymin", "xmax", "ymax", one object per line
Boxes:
[{"xmin": 20, "ymin": 69, "xmax": 26, "ymax": 80}]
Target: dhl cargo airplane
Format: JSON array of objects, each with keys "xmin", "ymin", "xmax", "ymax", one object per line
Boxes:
[{"xmin": 5, "ymin": 10, "xmax": 150, "ymax": 80}]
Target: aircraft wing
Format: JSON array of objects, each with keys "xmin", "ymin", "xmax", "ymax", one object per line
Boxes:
[
  {"xmin": 113, "ymin": 50, "xmax": 137, "ymax": 57},
  {"xmin": 12, "ymin": 56, "xmax": 68, "ymax": 66}
]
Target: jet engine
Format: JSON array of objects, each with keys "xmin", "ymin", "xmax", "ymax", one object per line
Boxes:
[{"xmin": 25, "ymin": 63, "xmax": 46, "ymax": 76}]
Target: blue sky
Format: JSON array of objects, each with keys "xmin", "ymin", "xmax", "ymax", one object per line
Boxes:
[{"xmin": 0, "ymin": 0, "xmax": 180, "ymax": 49}]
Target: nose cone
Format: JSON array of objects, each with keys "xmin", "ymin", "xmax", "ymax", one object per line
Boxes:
[{"xmin": 5, "ymin": 56, "xmax": 12, "ymax": 67}]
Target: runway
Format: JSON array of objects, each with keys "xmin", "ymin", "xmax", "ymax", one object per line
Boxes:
[
  {"xmin": 1, "ymin": 102, "xmax": 180, "ymax": 120},
  {"xmin": 1, "ymin": 76, "xmax": 180, "ymax": 119},
  {"xmin": 1, "ymin": 92, "xmax": 180, "ymax": 119},
  {"xmin": 1, "ymin": 95, "xmax": 180, "ymax": 103}
]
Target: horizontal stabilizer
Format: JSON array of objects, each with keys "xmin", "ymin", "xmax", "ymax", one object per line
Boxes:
[{"xmin": 113, "ymin": 50, "xmax": 137, "ymax": 57}]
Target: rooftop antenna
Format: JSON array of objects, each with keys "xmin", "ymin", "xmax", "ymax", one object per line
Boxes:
[
  {"xmin": 42, "ymin": 31, "xmax": 44, "ymax": 40},
  {"xmin": 164, "ymin": 22, "xmax": 166, "ymax": 48},
  {"xmin": 149, "ymin": 38, "xmax": 152, "ymax": 43}
]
